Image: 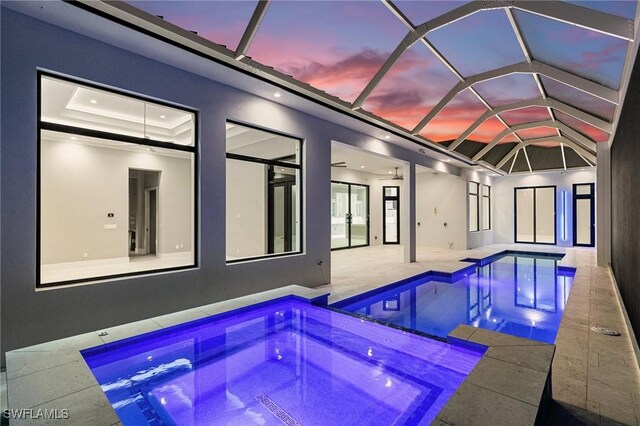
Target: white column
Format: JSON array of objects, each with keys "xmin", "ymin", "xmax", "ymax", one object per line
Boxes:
[
  {"xmin": 596, "ymin": 142, "xmax": 611, "ymax": 267},
  {"xmin": 402, "ymin": 162, "xmax": 416, "ymax": 263}
]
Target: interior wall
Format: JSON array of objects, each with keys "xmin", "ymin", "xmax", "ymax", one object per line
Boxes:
[
  {"xmin": 416, "ymin": 171, "xmax": 467, "ymax": 249},
  {"xmin": 492, "ymin": 169, "xmax": 596, "ymax": 246},
  {"xmin": 41, "ymin": 139, "xmax": 192, "ymax": 264},
  {"xmin": 611, "ymin": 50, "xmax": 640, "ymax": 340},
  {"xmin": 0, "ymin": 8, "xmax": 463, "ymax": 362}
]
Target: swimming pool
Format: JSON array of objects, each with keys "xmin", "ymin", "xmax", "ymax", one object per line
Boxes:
[
  {"xmin": 333, "ymin": 252, "xmax": 575, "ymax": 344},
  {"xmin": 82, "ymin": 297, "xmax": 483, "ymax": 425}
]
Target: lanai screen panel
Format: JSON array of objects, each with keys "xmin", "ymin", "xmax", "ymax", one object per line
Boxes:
[
  {"xmin": 554, "ymin": 111, "xmax": 610, "ymax": 142},
  {"xmin": 127, "ymin": 1, "xmax": 257, "ymax": 51},
  {"xmin": 420, "ymin": 89, "xmax": 487, "ymax": 142},
  {"xmin": 541, "ymin": 76, "xmax": 617, "ymax": 121},
  {"xmin": 426, "ymin": 10, "xmax": 526, "ymax": 77},
  {"xmin": 515, "ymin": 9, "xmax": 628, "ymax": 90},
  {"xmin": 499, "ymin": 107, "xmax": 553, "ymax": 126},
  {"xmin": 473, "ymin": 74, "xmax": 541, "ymax": 108},
  {"xmin": 362, "ymin": 43, "xmax": 459, "ymax": 130},
  {"xmin": 247, "ymin": 1, "xmax": 407, "ymax": 102}
]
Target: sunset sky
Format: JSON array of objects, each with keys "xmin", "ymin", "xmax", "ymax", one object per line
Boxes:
[{"xmin": 128, "ymin": 0, "xmax": 634, "ymax": 145}]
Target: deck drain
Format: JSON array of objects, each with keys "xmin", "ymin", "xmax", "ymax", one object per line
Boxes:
[
  {"xmin": 256, "ymin": 394, "xmax": 302, "ymax": 426},
  {"xmin": 590, "ymin": 326, "xmax": 620, "ymax": 336}
]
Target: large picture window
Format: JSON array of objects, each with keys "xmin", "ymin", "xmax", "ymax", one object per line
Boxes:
[
  {"xmin": 38, "ymin": 73, "xmax": 197, "ymax": 286},
  {"xmin": 482, "ymin": 184, "xmax": 491, "ymax": 230},
  {"xmin": 515, "ymin": 186, "xmax": 556, "ymax": 244},
  {"xmin": 226, "ymin": 122, "xmax": 302, "ymax": 262},
  {"xmin": 469, "ymin": 182, "xmax": 479, "ymax": 232}
]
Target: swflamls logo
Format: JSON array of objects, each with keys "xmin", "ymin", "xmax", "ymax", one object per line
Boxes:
[{"xmin": 2, "ymin": 409, "xmax": 70, "ymax": 419}]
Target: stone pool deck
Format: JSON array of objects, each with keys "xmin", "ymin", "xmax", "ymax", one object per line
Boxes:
[{"xmin": 4, "ymin": 245, "xmax": 639, "ymax": 425}]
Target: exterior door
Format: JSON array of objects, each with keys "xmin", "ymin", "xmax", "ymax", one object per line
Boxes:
[
  {"xmin": 383, "ymin": 186, "xmax": 400, "ymax": 244},
  {"xmin": 331, "ymin": 181, "xmax": 369, "ymax": 250},
  {"xmin": 573, "ymin": 183, "xmax": 595, "ymax": 247}
]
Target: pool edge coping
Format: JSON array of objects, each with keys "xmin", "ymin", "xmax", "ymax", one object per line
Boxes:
[{"xmin": 440, "ymin": 324, "xmax": 555, "ymax": 425}]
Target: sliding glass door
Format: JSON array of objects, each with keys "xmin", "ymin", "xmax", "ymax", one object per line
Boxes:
[
  {"xmin": 515, "ymin": 186, "xmax": 556, "ymax": 244},
  {"xmin": 331, "ymin": 181, "xmax": 369, "ymax": 250}
]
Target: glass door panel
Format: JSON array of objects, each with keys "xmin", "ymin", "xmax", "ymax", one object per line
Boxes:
[
  {"xmin": 575, "ymin": 199, "xmax": 592, "ymax": 245},
  {"xmin": 331, "ymin": 182, "xmax": 350, "ymax": 249},
  {"xmin": 383, "ymin": 185, "xmax": 400, "ymax": 244},
  {"xmin": 350, "ymin": 184, "xmax": 369, "ymax": 247},
  {"xmin": 272, "ymin": 185, "xmax": 286, "ymax": 253},
  {"xmin": 516, "ymin": 188, "xmax": 534, "ymax": 243},
  {"xmin": 535, "ymin": 187, "xmax": 555, "ymax": 244},
  {"xmin": 574, "ymin": 183, "xmax": 594, "ymax": 247}
]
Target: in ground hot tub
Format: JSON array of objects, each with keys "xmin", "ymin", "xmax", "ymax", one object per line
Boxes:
[{"xmin": 82, "ymin": 296, "xmax": 483, "ymax": 425}]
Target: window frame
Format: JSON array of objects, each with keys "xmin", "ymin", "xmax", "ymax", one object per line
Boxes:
[
  {"xmin": 468, "ymin": 181, "xmax": 480, "ymax": 233},
  {"xmin": 482, "ymin": 184, "xmax": 491, "ymax": 231},
  {"xmin": 225, "ymin": 119, "xmax": 304, "ymax": 264},
  {"xmin": 36, "ymin": 70, "xmax": 199, "ymax": 288}
]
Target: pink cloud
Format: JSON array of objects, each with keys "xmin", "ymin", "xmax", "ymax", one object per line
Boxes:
[{"xmin": 516, "ymin": 126, "xmax": 559, "ymax": 140}]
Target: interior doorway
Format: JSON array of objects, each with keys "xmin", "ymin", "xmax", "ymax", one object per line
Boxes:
[
  {"xmin": 331, "ymin": 181, "xmax": 369, "ymax": 250},
  {"xmin": 573, "ymin": 183, "xmax": 595, "ymax": 247},
  {"xmin": 129, "ymin": 169, "xmax": 160, "ymax": 257},
  {"xmin": 268, "ymin": 164, "xmax": 298, "ymax": 254}
]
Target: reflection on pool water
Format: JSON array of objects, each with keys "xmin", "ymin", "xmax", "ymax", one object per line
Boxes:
[
  {"xmin": 82, "ymin": 297, "xmax": 483, "ymax": 425},
  {"xmin": 334, "ymin": 253, "xmax": 575, "ymax": 344}
]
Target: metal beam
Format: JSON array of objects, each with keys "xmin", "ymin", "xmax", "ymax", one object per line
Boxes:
[
  {"xmin": 472, "ymin": 120, "xmax": 597, "ymax": 161},
  {"xmin": 448, "ymin": 97, "xmax": 611, "ymax": 153},
  {"xmin": 234, "ymin": 0, "xmax": 271, "ymax": 60},
  {"xmin": 495, "ymin": 136, "xmax": 596, "ymax": 171},
  {"xmin": 512, "ymin": 1, "xmax": 634, "ymax": 41},
  {"xmin": 411, "ymin": 61, "xmax": 618, "ymax": 134},
  {"xmin": 498, "ymin": 143, "xmax": 525, "ymax": 169}
]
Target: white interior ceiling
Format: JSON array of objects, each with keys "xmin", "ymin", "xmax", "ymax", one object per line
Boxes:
[{"xmin": 332, "ymin": 142, "xmax": 432, "ymax": 176}]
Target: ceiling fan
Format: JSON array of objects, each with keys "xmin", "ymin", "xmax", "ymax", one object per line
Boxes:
[
  {"xmin": 380, "ymin": 167, "xmax": 404, "ymax": 180},
  {"xmin": 331, "ymin": 161, "xmax": 347, "ymax": 168}
]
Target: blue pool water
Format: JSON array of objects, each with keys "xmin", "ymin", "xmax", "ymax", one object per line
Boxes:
[
  {"xmin": 334, "ymin": 253, "xmax": 575, "ymax": 344},
  {"xmin": 82, "ymin": 297, "xmax": 483, "ymax": 425}
]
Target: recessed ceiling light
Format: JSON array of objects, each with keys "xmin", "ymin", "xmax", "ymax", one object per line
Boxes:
[
  {"xmin": 70, "ymin": 136, "xmax": 77, "ymax": 140},
  {"xmin": 360, "ymin": 165, "xmax": 365, "ymax": 169},
  {"xmin": 388, "ymin": 171, "xmax": 392, "ymax": 174},
  {"xmin": 445, "ymin": 159, "xmax": 451, "ymax": 162},
  {"xmin": 146, "ymin": 147, "xmax": 152, "ymax": 152},
  {"xmin": 274, "ymin": 92, "xmax": 281, "ymax": 98},
  {"xmin": 160, "ymin": 115, "xmax": 166, "ymax": 119},
  {"xmin": 385, "ymin": 135, "xmax": 390, "ymax": 139},
  {"xmin": 90, "ymin": 99, "xmax": 97, "ymax": 104},
  {"xmin": 280, "ymin": 168, "xmax": 285, "ymax": 172},
  {"xmin": 581, "ymin": 168, "xmax": 585, "ymax": 171}
]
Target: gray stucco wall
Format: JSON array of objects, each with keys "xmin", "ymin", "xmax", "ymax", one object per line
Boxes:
[{"xmin": 0, "ymin": 8, "xmax": 458, "ymax": 363}]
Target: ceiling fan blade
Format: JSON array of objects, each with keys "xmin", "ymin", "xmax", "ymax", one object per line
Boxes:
[{"xmin": 331, "ymin": 162, "xmax": 347, "ymax": 167}]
